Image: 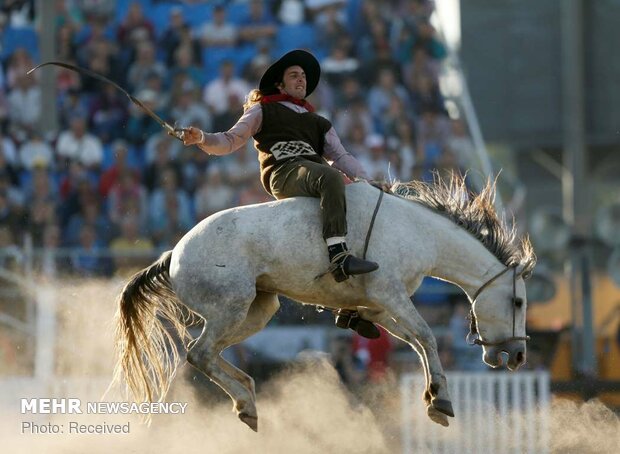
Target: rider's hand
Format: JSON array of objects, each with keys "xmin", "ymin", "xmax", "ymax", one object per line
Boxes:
[{"xmin": 181, "ymin": 126, "xmax": 204, "ymax": 146}]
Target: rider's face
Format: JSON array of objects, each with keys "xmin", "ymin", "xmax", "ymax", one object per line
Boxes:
[{"xmin": 278, "ymin": 65, "xmax": 307, "ymax": 99}]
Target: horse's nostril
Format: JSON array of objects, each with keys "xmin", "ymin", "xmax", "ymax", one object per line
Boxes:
[{"xmin": 516, "ymin": 351, "xmax": 524, "ymax": 363}]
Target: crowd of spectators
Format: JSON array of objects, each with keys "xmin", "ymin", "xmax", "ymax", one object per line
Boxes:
[{"xmin": 0, "ymin": 0, "xmax": 466, "ymax": 279}]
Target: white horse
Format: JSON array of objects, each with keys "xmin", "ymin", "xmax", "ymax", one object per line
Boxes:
[{"xmin": 112, "ymin": 175, "xmax": 535, "ymax": 431}]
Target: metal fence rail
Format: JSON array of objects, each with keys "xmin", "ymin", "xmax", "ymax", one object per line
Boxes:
[{"xmin": 400, "ymin": 371, "xmax": 550, "ymax": 454}]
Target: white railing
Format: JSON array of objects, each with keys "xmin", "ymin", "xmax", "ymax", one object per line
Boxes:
[{"xmin": 400, "ymin": 371, "xmax": 550, "ymax": 454}]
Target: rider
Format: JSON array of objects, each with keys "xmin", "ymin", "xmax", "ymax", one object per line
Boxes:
[{"xmin": 181, "ymin": 49, "xmax": 383, "ymax": 339}]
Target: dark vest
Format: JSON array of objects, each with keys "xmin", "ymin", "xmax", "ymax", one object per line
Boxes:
[{"xmin": 253, "ymin": 102, "xmax": 332, "ymax": 194}]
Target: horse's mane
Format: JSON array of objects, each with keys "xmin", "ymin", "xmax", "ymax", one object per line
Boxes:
[{"xmin": 391, "ymin": 173, "xmax": 536, "ymax": 274}]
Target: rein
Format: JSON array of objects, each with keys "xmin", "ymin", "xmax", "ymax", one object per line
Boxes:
[
  {"xmin": 315, "ymin": 186, "xmax": 384, "ymax": 280},
  {"xmin": 467, "ymin": 265, "xmax": 531, "ymax": 347},
  {"xmin": 363, "ymin": 188, "xmax": 384, "ymax": 260}
]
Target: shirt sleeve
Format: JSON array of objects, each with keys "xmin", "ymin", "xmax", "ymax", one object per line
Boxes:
[
  {"xmin": 198, "ymin": 104, "xmax": 262, "ymax": 156},
  {"xmin": 323, "ymin": 127, "xmax": 370, "ymax": 180}
]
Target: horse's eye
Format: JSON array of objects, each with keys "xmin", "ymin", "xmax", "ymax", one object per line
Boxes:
[{"xmin": 514, "ymin": 297, "xmax": 524, "ymax": 308}]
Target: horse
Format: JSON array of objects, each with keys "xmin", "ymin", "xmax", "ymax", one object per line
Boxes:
[{"xmin": 112, "ymin": 174, "xmax": 536, "ymax": 431}]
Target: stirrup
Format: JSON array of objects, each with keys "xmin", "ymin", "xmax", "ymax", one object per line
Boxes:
[{"xmin": 329, "ymin": 251, "xmax": 351, "ymax": 282}]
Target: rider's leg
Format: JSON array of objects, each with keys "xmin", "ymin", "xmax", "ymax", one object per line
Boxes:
[
  {"xmin": 270, "ymin": 159, "xmax": 379, "ymax": 280},
  {"xmin": 270, "ymin": 159, "xmax": 380, "ymax": 339}
]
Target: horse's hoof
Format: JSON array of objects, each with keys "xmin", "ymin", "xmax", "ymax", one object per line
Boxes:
[
  {"xmin": 432, "ymin": 398, "xmax": 455, "ymax": 418},
  {"xmin": 427, "ymin": 405, "xmax": 450, "ymax": 427},
  {"xmin": 239, "ymin": 412, "xmax": 258, "ymax": 432}
]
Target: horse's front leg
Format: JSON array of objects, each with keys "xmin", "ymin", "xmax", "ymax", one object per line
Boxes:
[{"xmin": 359, "ymin": 299, "xmax": 454, "ymax": 427}]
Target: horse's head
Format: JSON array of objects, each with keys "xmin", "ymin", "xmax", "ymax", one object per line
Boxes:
[{"xmin": 469, "ymin": 264, "xmax": 531, "ymax": 371}]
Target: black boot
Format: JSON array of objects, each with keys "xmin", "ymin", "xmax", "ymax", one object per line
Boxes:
[
  {"xmin": 328, "ymin": 242, "xmax": 379, "ymax": 283},
  {"xmin": 335, "ymin": 309, "xmax": 381, "ymax": 339}
]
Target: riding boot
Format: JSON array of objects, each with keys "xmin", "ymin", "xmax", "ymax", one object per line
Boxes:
[
  {"xmin": 335, "ymin": 309, "xmax": 381, "ymax": 339},
  {"xmin": 327, "ymin": 242, "xmax": 379, "ymax": 283}
]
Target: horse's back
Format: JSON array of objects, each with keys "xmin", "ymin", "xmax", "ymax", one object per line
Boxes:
[{"xmin": 168, "ymin": 183, "xmax": 383, "ymax": 301}]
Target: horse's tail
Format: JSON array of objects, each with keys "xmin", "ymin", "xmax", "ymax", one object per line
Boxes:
[{"xmin": 111, "ymin": 250, "xmax": 196, "ymax": 408}]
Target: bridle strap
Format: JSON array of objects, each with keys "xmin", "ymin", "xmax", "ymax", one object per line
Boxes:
[
  {"xmin": 468, "ymin": 265, "xmax": 531, "ymax": 347},
  {"xmin": 471, "ymin": 265, "xmax": 512, "ymax": 301}
]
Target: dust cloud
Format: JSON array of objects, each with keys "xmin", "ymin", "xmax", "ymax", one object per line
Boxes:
[{"xmin": 1, "ymin": 279, "xmax": 619, "ymax": 453}]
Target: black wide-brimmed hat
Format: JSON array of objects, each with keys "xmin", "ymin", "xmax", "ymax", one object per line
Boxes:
[{"xmin": 259, "ymin": 49, "xmax": 320, "ymax": 97}]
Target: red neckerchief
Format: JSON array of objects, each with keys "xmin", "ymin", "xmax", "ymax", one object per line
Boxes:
[{"xmin": 261, "ymin": 93, "xmax": 315, "ymax": 112}]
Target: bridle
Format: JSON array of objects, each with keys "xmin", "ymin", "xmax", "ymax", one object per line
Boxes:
[{"xmin": 466, "ymin": 265, "xmax": 531, "ymax": 347}]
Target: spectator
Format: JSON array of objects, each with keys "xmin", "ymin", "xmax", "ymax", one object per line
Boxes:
[
  {"xmin": 333, "ymin": 81, "xmax": 373, "ymax": 134},
  {"xmin": 242, "ymin": 42, "xmax": 272, "ymax": 85},
  {"xmin": 448, "ymin": 118, "xmax": 475, "ymax": 166},
  {"xmin": 352, "ymin": 326, "xmax": 393, "ymax": 383},
  {"xmin": 416, "ymin": 105, "xmax": 451, "ymax": 164},
  {"xmin": 7, "ymin": 73, "xmax": 41, "ymax": 142},
  {"xmin": 199, "ymin": 4, "xmax": 237, "ymax": 48},
  {"xmin": 203, "ymin": 60, "xmax": 250, "ymax": 130},
  {"xmin": 24, "ymin": 165, "xmax": 57, "ymax": 206},
  {"xmin": 168, "ymin": 45, "xmax": 204, "ymax": 90},
  {"xmin": 220, "ymin": 145, "xmax": 259, "ymax": 188},
  {"xmin": 125, "ymin": 89, "xmax": 166, "ymax": 146},
  {"xmin": 107, "ymin": 168, "xmax": 148, "ymax": 228},
  {"xmin": 238, "ymin": 0, "xmax": 277, "ymax": 47},
  {"xmin": 313, "ymin": 1, "xmax": 348, "ymax": 52},
  {"xmin": 148, "ymin": 166, "xmax": 193, "ymax": 242},
  {"xmin": 18, "ymin": 132, "xmax": 53, "ymax": 171},
  {"xmin": 70, "ymin": 224, "xmax": 110, "ymax": 277},
  {"xmin": 329, "ymin": 333, "xmax": 364, "ymax": 389},
  {"xmin": 321, "ymin": 43, "xmax": 359, "ymax": 89},
  {"xmin": 170, "ymin": 81, "xmax": 212, "ymax": 134},
  {"xmin": 88, "ymin": 83, "xmax": 128, "ymax": 143},
  {"xmin": 360, "ymin": 134, "xmax": 390, "ymax": 181},
  {"xmin": 5, "ymin": 48, "xmax": 37, "ymax": 91},
  {"xmin": 149, "ymin": 190, "xmax": 193, "ymax": 248},
  {"xmin": 26, "ymin": 198, "xmax": 57, "ymax": 247},
  {"xmin": 126, "ymin": 40, "xmax": 167, "ymax": 93},
  {"xmin": 412, "ymin": 21, "xmax": 447, "ymax": 61},
  {"xmin": 143, "ymin": 134, "xmax": 182, "ymax": 189},
  {"xmin": 0, "ymin": 224, "xmax": 21, "ymax": 270},
  {"xmin": 58, "ymin": 87, "xmax": 89, "ymax": 130},
  {"xmin": 409, "ymin": 74, "xmax": 444, "ymax": 117},
  {"xmin": 56, "ymin": 115, "xmax": 104, "ymax": 169},
  {"xmin": 368, "ymin": 68, "xmax": 410, "ymax": 128},
  {"xmin": 99, "ymin": 139, "xmax": 138, "ymax": 197},
  {"xmin": 0, "ymin": 189, "xmax": 22, "ymax": 239},
  {"xmin": 116, "ymin": 1, "xmax": 155, "ymax": 52},
  {"xmin": 159, "ymin": 7, "xmax": 188, "ymax": 67},
  {"xmin": 194, "ymin": 166, "xmax": 236, "ymax": 221},
  {"xmin": 275, "ymin": 0, "xmax": 306, "ymax": 25},
  {"xmin": 402, "ymin": 44, "xmax": 440, "ymax": 90},
  {"xmin": 64, "ymin": 199, "xmax": 112, "ymax": 247},
  {"xmin": 390, "ymin": 118, "xmax": 417, "ymax": 181},
  {"xmin": 109, "ymin": 214, "xmax": 154, "ymax": 275}
]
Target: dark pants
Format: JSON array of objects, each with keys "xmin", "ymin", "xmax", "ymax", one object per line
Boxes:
[{"xmin": 269, "ymin": 158, "xmax": 347, "ymax": 240}]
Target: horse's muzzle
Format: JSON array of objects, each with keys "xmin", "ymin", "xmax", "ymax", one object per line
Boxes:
[{"xmin": 483, "ymin": 343, "xmax": 527, "ymax": 370}]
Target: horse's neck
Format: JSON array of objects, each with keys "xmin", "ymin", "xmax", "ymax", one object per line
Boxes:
[{"xmin": 427, "ymin": 215, "xmax": 503, "ymax": 298}]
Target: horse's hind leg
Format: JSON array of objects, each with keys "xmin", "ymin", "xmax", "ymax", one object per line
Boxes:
[
  {"xmin": 185, "ymin": 288, "xmax": 260, "ymax": 430},
  {"xmin": 187, "ymin": 291, "xmax": 279, "ymax": 432},
  {"xmin": 217, "ymin": 292, "xmax": 280, "ymax": 403}
]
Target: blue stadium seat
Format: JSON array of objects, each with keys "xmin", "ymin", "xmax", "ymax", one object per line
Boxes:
[
  {"xmin": 274, "ymin": 23, "xmax": 318, "ymax": 55},
  {"xmin": 0, "ymin": 26, "xmax": 39, "ymax": 61},
  {"xmin": 202, "ymin": 46, "xmax": 244, "ymax": 83},
  {"xmin": 226, "ymin": 2, "xmax": 250, "ymax": 25}
]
